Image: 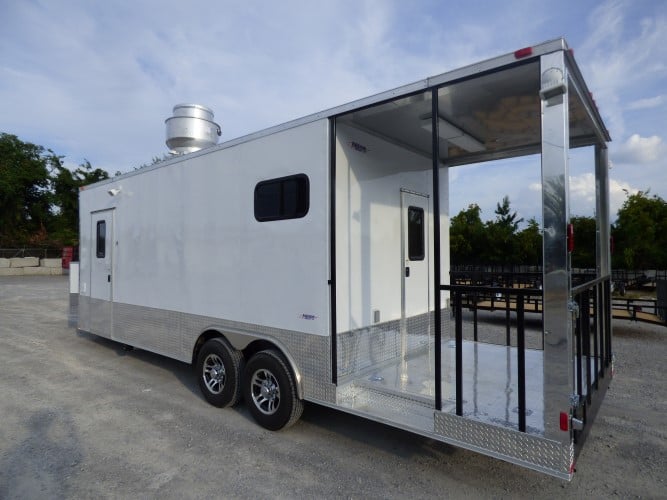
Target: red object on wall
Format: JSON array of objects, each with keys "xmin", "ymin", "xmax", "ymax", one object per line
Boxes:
[
  {"xmin": 567, "ymin": 224, "xmax": 575, "ymax": 252},
  {"xmin": 62, "ymin": 246, "xmax": 74, "ymax": 269}
]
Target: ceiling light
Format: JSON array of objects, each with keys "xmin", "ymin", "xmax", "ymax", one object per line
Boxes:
[{"xmin": 421, "ymin": 117, "xmax": 485, "ymax": 152}]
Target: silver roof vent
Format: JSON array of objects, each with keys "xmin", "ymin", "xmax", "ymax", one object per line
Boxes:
[{"xmin": 165, "ymin": 104, "xmax": 221, "ymax": 154}]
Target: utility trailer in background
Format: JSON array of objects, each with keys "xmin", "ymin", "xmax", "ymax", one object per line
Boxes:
[{"xmin": 74, "ymin": 38, "xmax": 613, "ymax": 479}]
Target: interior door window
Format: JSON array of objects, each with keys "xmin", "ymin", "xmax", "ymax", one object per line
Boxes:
[
  {"xmin": 96, "ymin": 220, "xmax": 106, "ymax": 258},
  {"xmin": 407, "ymin": 206, "xmax": 425, "ymax": 261}
]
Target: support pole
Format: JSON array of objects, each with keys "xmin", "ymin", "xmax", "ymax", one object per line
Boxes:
[{"xmin": 431, "ymin": 88, "xmax": 442, "ymax": 411}]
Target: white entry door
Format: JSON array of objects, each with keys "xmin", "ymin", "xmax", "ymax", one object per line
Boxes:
[
  {"xmin": 400, "ymin": 190, "xmax": 430, "ymax": 319},
  {"xmin": 89, "ymin": 210, "xmax": 114, "ymax": 337}
]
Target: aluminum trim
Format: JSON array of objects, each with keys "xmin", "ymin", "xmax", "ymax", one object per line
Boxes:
[
  {"xmin": 68, "ymin": 293, "xmax": 79, "ymax": 329},
  {"xmin": 78, "ymin": 299, "xmax": 336, "ymax": 404},
  {"xmin": 565, "ymin": 50, "xmax": 611, "ymax": 142},
  {"xmin": 595, "ymin": 146, "xmax": 611, "ymax": 276},
  {"xmin": 540, "ymin": 51, "xmax": 573, "ymax": 443},
  {"xmin": 330, "ymin": 117, "xmax": 338, "ymax": 385},
  {"xmin": 434, "ymin": 412, "xmax": 573, "ymax": 480}
]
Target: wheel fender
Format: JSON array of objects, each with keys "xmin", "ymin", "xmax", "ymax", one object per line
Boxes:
[{"xmin": 197, "ymin": 326, "xmax": 304, "ymax": 400}]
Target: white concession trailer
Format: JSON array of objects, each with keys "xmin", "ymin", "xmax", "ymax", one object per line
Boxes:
[{"xmin": 75, "ymin": 38, "xmax": 613, "ymax": 479}]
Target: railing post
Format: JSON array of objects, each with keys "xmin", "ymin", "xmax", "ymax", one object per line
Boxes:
[
  {"xmin": 473, "ymin": 291, "xmax": 478, "ymax": 342},
  {"xmin": 582, "ymin": 289, "xmax": 592, "ymax": 406},
  {"xmin": 455, "ymin": 290, "xmax": 463, "ymax": 416},
  {"xmin": 505, "ymin": 291, "xmax": 511, "ymax": 346},
  {"xmin": 575, "ymin": 293, "xmax": 583, "ymax": 401},
  {"xmin": 605, "ymin": 280, "xmax": 612, "ymax": 367},
  {"xmin": 517, "ymin": 293, "xmax": 526, "ymax": 432}
]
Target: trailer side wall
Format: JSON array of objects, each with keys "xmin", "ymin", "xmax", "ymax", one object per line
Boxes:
[{"xmin": 79, "ymin": 119, "xmax": 331, "ymax": 364}]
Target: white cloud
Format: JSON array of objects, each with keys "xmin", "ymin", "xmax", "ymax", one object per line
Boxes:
[
  {"xmin": 569, "ymin": 173, "xmax": 596, "ymax": 216},
  {"xmin": 527, "ymin": 174, "xmax": 640, "ymax": 222},
  {"xmin": 626, "ymin": 95, "xmax": 664, "ymax": 111},
  {"xmin": 578, "ymin": 1, "xmax": 667, "ymax": 138},
  {"xmin": 609, "ymin": 178, "xmax": 639, "ymax": 219},
  {"xmin": 614, "ymin": 134, "xmax": 666, "ymax": 164},
  {"xmin": 0, "ymin": 0, "xmax": 666, "ymax": 210}
]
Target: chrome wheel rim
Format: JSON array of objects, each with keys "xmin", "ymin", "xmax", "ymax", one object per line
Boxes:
[
  {"xmin": 250, "ymin": 369, "xmax": 280, "ymax": 415},
  {"xmin": 203, "ymin": 353, "xmax": 226, "ymax": 394}
]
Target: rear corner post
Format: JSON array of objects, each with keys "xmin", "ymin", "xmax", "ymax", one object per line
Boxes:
[{"xmin": 540, "ymin": 49, "xmax": 573, "ymax": 444}]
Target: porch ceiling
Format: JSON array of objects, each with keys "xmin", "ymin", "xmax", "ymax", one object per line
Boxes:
[{"xmin": 338, "ymin": 59, "xmax": 606, "ymax": 166}]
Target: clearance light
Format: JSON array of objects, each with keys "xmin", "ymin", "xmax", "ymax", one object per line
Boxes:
[
  {"xmin": 567, "ymin": 224, "xmax": 575, "ymax": 252},
  {"xmin": 560, "ymin": 412, "xmax": 569, "ymax": 431},
  {"xmin": 514, "ymin": 47, "xmax": 533, "ymax": 59}
]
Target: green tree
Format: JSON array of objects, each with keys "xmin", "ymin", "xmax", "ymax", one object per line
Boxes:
[
  {"xmin": 449, "ymin": 203, "xmax": 485, "ymax": 265},
  {"xmin": 483, "ymin": 196, "xmax": 522, "ymax": 266},
  {"xmin": 570, "ymin": 215, "xmax": 597, "ymax": 269},
  {"xmin": 517, "ymin": 217, "xmax": 542, "ymax": 266},
  {"xmin": 50, "ymin": 160, "xmax": 109, "ymax": 245},
  {"xmin": 0, "ymin": 132, "xmax": 110, "ymax": 246},
  {"xmin": 612, "ymin": 190, "xmax": 667, "ymax": 269},
  {"xmin": 0, "ymin": 133, "xmax": 58, "ymax": 245}
]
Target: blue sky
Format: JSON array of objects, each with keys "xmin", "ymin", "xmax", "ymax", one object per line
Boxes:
[{"xmin": 1, "ymin": 0, "xmax": 665, "ymax": 223}]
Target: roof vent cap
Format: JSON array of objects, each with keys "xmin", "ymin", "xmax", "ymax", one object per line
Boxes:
[{"xmin": 165, "ymin": 103, "xmax": 221, "ymax": 154}]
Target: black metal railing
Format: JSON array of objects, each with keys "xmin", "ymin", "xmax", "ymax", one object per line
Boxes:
[
  {"xmin": 612, "ymin": 297, "xmax": 662, "ymax": 318},
  {"xmin": 571, "ymin": 276, "xmax": 613, "ymax": 437},
  {"xmin": 442, "ymin": 284, "xmax": 542, "ymax": 432},
  {"xmin": 451, "ymin": 286, "xmax": 543, "ymax": 348}
]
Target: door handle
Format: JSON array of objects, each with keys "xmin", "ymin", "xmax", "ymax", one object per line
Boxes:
[
  {"xmin": 107, "ymin": 275, "xmax": 111, "ymax": 283},
  {"xmin": 405, "ymin": 266, "xmax": 410, "ymax": 277}
]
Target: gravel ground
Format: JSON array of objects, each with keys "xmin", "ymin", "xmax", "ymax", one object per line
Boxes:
[{"xmin": 0, "ymin": 276, "xmax": 665, "ymax": 499}]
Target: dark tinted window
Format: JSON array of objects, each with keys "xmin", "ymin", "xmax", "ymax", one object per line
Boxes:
[
  {"xmin": 254, "ymin": 174, "xmax": 309, "ymax": 221},
  {"xmin": 96, "ymin": 220, "xmax": 106, "ymax": 258},
  {"xmin": 407, "ymin": 206, "xmax": 424, "ymax": 261}
]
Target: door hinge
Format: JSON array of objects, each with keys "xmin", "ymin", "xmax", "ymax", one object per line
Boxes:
[{"xmin": 568, "ymin": 300, "xmax": 580, "ymax": 318}]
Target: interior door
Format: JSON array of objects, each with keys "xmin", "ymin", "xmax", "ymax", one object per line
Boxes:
[
  {"xmin": 401, "ymin": 190, "xmax": 430, "ymax": 319},
  {"xmin": 89, "ymin": 209, "xmax": 114, "ymax": 337}
]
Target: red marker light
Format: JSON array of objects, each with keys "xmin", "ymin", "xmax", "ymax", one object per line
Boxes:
[
  {"xmin": 514, "ymin": 47, "xmax": 533, "ymax": 59},
  {"xmin": 560, "ymin": 412, "xmax": 569, "ymax": 431},
  {"xmin": 567, "ymin": 224, "xmax": 575, "ymax": 252}
]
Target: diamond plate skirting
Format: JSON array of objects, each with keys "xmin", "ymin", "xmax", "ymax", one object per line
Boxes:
[
  {"xmin": 337, "ymin": 311, "xmax": 434, "ymax": 382},
  {"xmin": 88, "ymin": 296, "xmax": 111, "ymax": 339},
  {"xmin": 78, "ymin": 297, "xmax": 573, "ymax": 477},
  {"xmin": 434, "ymin": 412, "xmax": 573, "ymax": 479},
  {"xmin": 78, "ymin": 296, "xmax": 336, "ymax": 404},
  {"xmin": 69, "ymin": 293, "xmax": 79, "ymax": 329}
]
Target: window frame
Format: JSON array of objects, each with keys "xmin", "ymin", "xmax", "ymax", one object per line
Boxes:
[
  {"xmin": 96, "ymin": 220, "xmax": 106, "ymax": 258},
  {"xmin": 254, "ymin": 173, "xmax": 310, "ymax": 222},
  {"xmin": 407, "ymin": 205, "xmax": 425, "ymax": 261}
]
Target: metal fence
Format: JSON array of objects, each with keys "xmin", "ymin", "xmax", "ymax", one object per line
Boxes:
[
  {"xmin": 657, "ymin": 280, "xmax": 667, "ymax": 321},
  {"xmin": 0, "ymin": 248, "xmax": 63, "ymax": 259}
]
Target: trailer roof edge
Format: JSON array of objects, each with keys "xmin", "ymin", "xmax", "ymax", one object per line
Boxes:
[{"xmin": 85, "ymin": 37, "xmax": 598, "ymax": 190}]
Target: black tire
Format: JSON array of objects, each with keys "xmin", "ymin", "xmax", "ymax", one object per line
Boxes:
[
  {"xmin": 196, "ymin": 338, "xmax": 244, "ymax": 408},
  {"xmin": 243, "ymin": 349, "xmax": 303, "ymax": 430}
]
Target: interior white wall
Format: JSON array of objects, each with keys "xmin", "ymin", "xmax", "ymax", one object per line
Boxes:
[{"xmin": 336, "ymin": 123, "xmax": 448, "ymax": 332}]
